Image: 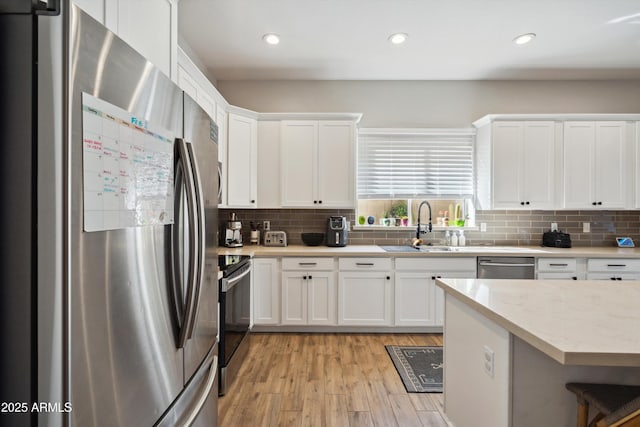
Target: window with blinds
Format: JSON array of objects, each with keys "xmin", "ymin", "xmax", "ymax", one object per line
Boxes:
[{"xmin": 357, "ymin": 128, "xmax": 475, "ymax": 199}]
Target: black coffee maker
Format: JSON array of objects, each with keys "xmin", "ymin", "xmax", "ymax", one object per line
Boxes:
[{"xmin": 326, "ymin": 216, "xmax": 349, "ymax": 247}]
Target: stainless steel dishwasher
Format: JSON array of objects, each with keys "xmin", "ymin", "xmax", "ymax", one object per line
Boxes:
[{"xmin": 477, "ymin": 256, "xmax": 535, "ymax": 279}]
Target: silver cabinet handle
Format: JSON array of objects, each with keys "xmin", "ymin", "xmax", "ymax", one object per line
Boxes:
[
  {"xmin": 355, "ymin": 262, "xmax": 375, "ymax": 266},
  {"xmin": 549, "ymin": 263, "xmax": 569, "ymax": 267}
]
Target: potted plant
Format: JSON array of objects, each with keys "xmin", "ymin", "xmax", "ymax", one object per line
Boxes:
[{"xmin": 388, "ymin": 202, "xmax": 408, "ymax": 226}]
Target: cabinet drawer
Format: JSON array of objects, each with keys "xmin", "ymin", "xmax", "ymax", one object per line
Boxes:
[
  {"xmin": 282, "ymin": 257, "xmax": 335, "ymax": 271},
  {"xmin": 395, "ymin": 257, "xmax": 476, "ymax": 272},
  {"xmin": 587, "ymin": 259, "xmax": 640, "ymax": 272},
  {"xmin": 338, "ymin": 257, "xmax": 392, "ymax": 271},
  {"xmin": 537, "ymin": 258, "xmax": 577, "ymax": 272},
  {"xmin": 587, "ymin": 272, "xmax": 640, "ymax": 281}
]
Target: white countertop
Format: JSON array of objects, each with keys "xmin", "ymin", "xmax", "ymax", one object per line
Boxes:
[
  {"xmin": 435, "ymin": 278, "xmax": 640, "ymax": 366},
  {"xmin": 216, "ymin": 244, "xmax": 640, "ymax": 258}
]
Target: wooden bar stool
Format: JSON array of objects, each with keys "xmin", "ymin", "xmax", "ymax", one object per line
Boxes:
[{"xmin": 566, "ymin": 383, "xmax": 640, "ymax": 427}]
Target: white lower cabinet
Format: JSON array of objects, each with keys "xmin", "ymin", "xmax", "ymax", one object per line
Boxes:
[
  {"xmin": 536, "ymin": 258, "xmax": 583, "ymax": 280},
  {"xmin": 395, "ymin": 257, "xmax": 476, "ymax": 327},
  {"xmin": 338, "ymin": 258, "xmax": 393, "ymax": 326},
  {"xmin": 586, "ymin": 258, "xmax": 640, "ymax": 280},
  {"xmin": 253, "ymin": 258, "xmax": 280, "ymax": 325},
  {"xmin": 281, "ymin": 258, "xmax": 336, "ymax": 325}
]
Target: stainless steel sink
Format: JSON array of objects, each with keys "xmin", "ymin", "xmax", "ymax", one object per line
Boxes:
[{"xmin": 416, "ymin": 246, "xmax": 452, "ymax": 252}]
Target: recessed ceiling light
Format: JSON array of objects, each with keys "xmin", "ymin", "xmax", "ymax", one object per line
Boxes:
[
  {"xmin": 513, "ymin": 33, "xmax": 536, "ymax": 45},
  {"xmin": 388, "ymin": 33, "xmax": 408, "ymax": 45},
  {"xmin": 262, "ymin": 33, "xmax": 280, "ymax": 45}
]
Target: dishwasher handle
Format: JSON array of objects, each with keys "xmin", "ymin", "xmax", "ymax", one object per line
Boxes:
[{"xmin": 478, "ymin": 261, "xmax": 535, "ymax": 268}]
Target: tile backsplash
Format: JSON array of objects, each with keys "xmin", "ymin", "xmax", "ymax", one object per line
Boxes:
[{"xmin": 219, "ymin": 208, "xmax": 640, "ymax": 247}]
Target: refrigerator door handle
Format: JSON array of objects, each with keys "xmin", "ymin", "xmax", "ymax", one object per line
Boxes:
[
  {"xmin": 173, "ymin": 138, "xmax": 199, "ymax": 349},
  {"xmin": 185, "ymin": 141, "xmax": 206, "ymax": 340},
  {"xmin": 182, "ymin": 355, "xmax": 218, "ymax": 426}
]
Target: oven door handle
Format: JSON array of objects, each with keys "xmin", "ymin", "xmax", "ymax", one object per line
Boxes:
[{"xmin": 221, "ymin": 265, "xmax": 251, "ymax": 292}]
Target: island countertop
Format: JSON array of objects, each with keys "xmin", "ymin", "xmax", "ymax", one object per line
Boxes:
[{"xmin": 435, "ymin": 278, "xmax": 640, "ymax": 366}]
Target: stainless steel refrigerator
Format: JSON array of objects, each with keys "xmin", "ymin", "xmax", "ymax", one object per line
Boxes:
[{"xmin": 0, "ymin": 2, "xmax": 219, "ymax": 426}]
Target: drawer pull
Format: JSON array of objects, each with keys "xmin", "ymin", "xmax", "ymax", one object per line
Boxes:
[
  {"xmin": 355, "ymin": 262, "xmax": 375, "ymax": 266},
  {"xmin": 549, "ymin": 263, "xmax": 568, "ymax": 267},
  {"xmin": 298, "ymin": 262, "xmax": 318, "ymax": 266},
  {"xmin": 607, "ymin": 264, "xmax": 626, "ymax": 268}
]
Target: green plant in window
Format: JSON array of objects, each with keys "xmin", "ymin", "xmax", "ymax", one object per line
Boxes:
[{"xmin": 388, "ymin": 202, "xmax": 408, "ymax": 218}]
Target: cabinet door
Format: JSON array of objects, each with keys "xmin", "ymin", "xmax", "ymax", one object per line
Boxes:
[
  {"xmin": 216, "ymin": 108, "xmax": 228, "ymax": 207},
  {"xmin": 281, "ymin": 272, "xmax": 307, "ymax": 325},
  {"xmin": 594, "ymin": 122, "xmax": 626, "ymax": 208},
  {"xmin": 394, "ymin": 272, "xmax": 436, "ymax": 326},
  {"xmin": 492, "ymin": 122, "xmax": 523, "ymax": 208},
  {"xmin": 73, "ymin": 0, "xmax": 106, "ymax": 26},
  {"xmin": 317, "ymin": 122, "xmax": 355, "ymax": 208},
  {"xmin": 522, "ymin": 122, "xmax": 555, "ymax": 209},
  {"xmin": 114, "ymin": 0, "xmax": 176, "ymax": 78},
  {"xmin": 563, "ymin": 122, "xmax": 595, "ymax": 209},
  {"xmin": 281, "ymin": 121, "xmax": 317, "ymax": 207},
  {"xmin": 257, "ymin": 121, "xmax": 282, "ymax": 208},
  {"xmin": 307, "ymin": 271, "xmax": 336, "ymax": 325},
  {"xmin": 434, "ymin": 271, "xmax": 477, "ymax": 326},
  {"xmin": 253, "ymin": 258, "xmax": 280, "ymax": 325},
  {"xmin": 227, "ymin": 113, "xmax": 258, "ymax": 207},
  {"xmin": 338, "ymin": 272, "xmax": 392, "ymax": 326},
  {"xmin": 537, "ymin": 273, "xmax": 578, "ymax": 280}
]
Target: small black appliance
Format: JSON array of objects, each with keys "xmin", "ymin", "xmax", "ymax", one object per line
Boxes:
[{"xmin": 326, "ymin": 216, "xmax": 349, "ymax": 247}]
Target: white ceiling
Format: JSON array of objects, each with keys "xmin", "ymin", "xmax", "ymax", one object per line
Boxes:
[{"xmin": 178, "ymin": 0, "xmax": 640, "ymax": 81}]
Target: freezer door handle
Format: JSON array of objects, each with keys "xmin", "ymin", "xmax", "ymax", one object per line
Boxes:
[
  {"xmin": 185, "ymin": 141, "xmax": 206, "ymax": 340},
  {"xmin": 183, "ymin": 355, "xmax": 218, "ymax": 426},
  {"xmin": 172, "ymin": 138, "xmax": 199, "ymax": 349}
]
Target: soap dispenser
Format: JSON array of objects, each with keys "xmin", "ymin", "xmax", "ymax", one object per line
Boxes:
[
  {"xmin": 451, "ymin": 230, "xmax": 458, "ymax": 246},
  {"xmin": 459, "ymin": 230, "xmax": 466, "ymax": 246}
]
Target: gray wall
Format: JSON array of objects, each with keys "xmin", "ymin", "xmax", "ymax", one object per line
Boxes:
[{"xmin": 216, "ymin": 80, "xmax": 640, "ymax": 127}]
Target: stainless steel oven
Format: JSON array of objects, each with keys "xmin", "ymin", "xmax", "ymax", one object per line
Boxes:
[{"xmin": 218, "ymin": 255, "xmax": 251, "ymax": 395}]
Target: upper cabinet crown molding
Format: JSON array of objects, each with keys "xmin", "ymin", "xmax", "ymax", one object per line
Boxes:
[
  {"xmin": 259, "ymin": 112, "xmax": 362, "ymax": 123},
  {"xmin": 473, "ymin": 114, "xmax": 640, "ymax": 128},
  {"xmin": 177, "ymin": 47, "xmax": 229, "ymax": 109}
]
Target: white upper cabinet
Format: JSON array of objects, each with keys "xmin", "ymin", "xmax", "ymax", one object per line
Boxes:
[
  {"xmin": 177, "ymin": 66, "xmax": 215, "ymax": 119},
  {"xmin": 257, "ymin": 121, "xmax": 282, "ymax": 208},
  {"xmin": 73, "ymin": 0, "xmax": 177, "ymax": 79},
  {"xmin": 281, "ymin": 121, "xmax": 355, "ymax": 208},
  {"xmin": 227, "ymin": 113, "xmax": 258, "ymax": 208},
  {"xmin": 479, "ymin": 121, "xmax": 556, "ymax": 209},
  {"xmin": 563, "ymin": 121, "xmax": 628, "ymax": 209}
]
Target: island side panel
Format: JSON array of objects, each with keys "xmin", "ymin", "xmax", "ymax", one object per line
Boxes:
[
  {"xmin": 444, "ymin": 294, "xmax": 511, "ymax": 427},
  {"xmin": 511, "ymin": 337, "xmax": 640, "ymax": 427}
]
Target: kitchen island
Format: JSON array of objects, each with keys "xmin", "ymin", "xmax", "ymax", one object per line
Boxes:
[{"xmin": 435, "ymin": 278, "xmax": 640, "ymax": 427}]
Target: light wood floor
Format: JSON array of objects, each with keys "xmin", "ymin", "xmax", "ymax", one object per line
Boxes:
[{"xmin": 218, "ymin": 333, "xmax": 449, "ymax": 427}]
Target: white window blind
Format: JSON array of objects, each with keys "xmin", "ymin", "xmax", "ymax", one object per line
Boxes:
[{"xmin": 357, "ymin": 128, "xmax": 475, "ymax": 199}]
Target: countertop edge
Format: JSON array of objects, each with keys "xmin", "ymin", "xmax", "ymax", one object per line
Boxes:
[
  {"xmin": 435, "ymin": 278, "xmax": 640, "ymax": 367},
  {"xmin": 216, "ymin": 245, "xmax": 640, "ymax": 258}
]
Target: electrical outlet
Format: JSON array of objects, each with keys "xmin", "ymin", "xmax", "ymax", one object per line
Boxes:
[
  {"xmin": 583, "ymin": 222, "xmax": 590, "ymax": 233},
  {"xmin": 480, "ymin": 223, "xmax": 487, "ymax": 232},
  {"xmin": 263, "ymin": 220, "xmax": 271, "ymax": 231},
  {"xmin": 483, "ymin": 345, "xmax": 494, "ymax": 378},
  {"xmin": 551, "ymin": 222, "xmax": 558, "ymax": 232}
]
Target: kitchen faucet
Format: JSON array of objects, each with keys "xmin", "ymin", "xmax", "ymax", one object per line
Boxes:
[{"xmin": 416, "ymin": 200, "xmax": 433, "ymax": 240}]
